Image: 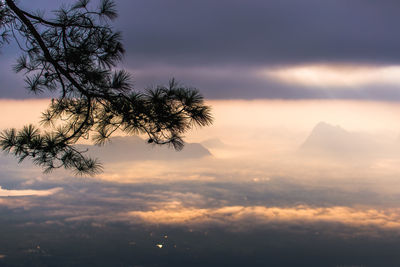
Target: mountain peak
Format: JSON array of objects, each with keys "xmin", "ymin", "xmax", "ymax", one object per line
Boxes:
[
  {"xmin": 299, "ymin": 122, "xmax": 372, "ymax": 157},
  {"xmin": 312, "ymin": 121, "xmax": 347, "ymax": 134}
]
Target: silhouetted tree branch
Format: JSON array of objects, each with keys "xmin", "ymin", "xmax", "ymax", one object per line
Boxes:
[{"xmin": 0, "ymin": 0, "xmax": 213, "ymax": 175}]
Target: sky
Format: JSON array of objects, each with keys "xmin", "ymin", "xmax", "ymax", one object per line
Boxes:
[
  {"xmin": 2, "ymin": 1, "xmax": 400, "ymax": 266},
  {"xmin": 2, "ymin": 0, "xmax": 400, "ymax": 100}
]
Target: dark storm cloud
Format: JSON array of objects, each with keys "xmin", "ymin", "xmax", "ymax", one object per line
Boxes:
[
  {"xmin": 116, "ymin": 0, "xmax": 400, "ymax": 67},
  {"xmin": 2, "ymin": 0, "xmax": 400, "ymax": 99},
  {"xmin": 11, "ymin": 0, "xmax": 400, "ymax": 67}
]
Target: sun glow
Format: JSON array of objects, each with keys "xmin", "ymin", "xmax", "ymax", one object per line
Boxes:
[
  {"xmin": 262, "ymin": 64, "xmax": 400, "ymax": 88},
  {"xmin": 0, "ymin": 186, "xmax": 62, "ymax": 197}
]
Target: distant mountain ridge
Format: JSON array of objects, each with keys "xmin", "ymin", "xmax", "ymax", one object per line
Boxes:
[{"xmin": 78, "ymin": 136, "xmax": 211, "ymax": 162}]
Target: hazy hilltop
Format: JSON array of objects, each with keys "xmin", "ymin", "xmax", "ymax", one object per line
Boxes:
[
  {"xmin": 79, "ymin": 136, "xmax": 212, "ymax": 163},
  {"xmin": 299, "ymin": 122, "xmax": 400, "ymax": 159},
  {"xmin": 201, "ymin": 138, "xmax": 227, "ymax": 149}
]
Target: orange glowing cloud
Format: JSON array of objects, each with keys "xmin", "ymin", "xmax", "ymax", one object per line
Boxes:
[{"xmin": 126, "ymin": 202, "xmax": 400, "ymax": 230}]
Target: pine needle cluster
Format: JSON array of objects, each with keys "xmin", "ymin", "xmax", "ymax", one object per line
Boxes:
[{"xmin": 0, "ymin": 0, "xmax": 212, "ymax": 175}]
